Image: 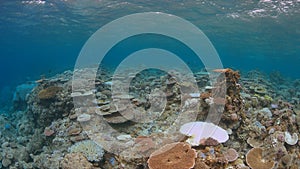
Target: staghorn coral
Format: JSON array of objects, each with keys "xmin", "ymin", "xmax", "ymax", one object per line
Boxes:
[{"xmin": 147, "ymin": 142, "xmax": 196, "ymax": 169}]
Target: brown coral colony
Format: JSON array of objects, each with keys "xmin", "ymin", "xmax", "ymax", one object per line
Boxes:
[
  {"xmin": 147, "ymin": 142, "xmax": 197, "ymax": 169},
  {"xmin": 38, "ymin": 86, "xmax": 62, "ymax": 100},
  {"xmin": 246, "ymin": 148, "xmax": 275, "ymax": 169}
]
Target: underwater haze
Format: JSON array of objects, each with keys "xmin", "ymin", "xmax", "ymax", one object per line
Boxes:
[
  {"xmin": 1, "ymin": 0, "xmax": 300, "ymax": 88},
  {"xmin": 1, "ymin": 1, "xmax": 300, "ymax": 169},
  {"xmin": 0, "ymin": 1, "xmax": 299, "ymax": 82}
]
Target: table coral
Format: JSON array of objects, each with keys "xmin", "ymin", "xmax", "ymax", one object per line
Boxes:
[
  {"xmin": 147, "ymin": 142, "xmax": 196, "ymax": 169},
  {"xmin": 246, "ymin": 148, "xmax": 275, "ymax": 169},
  {"xmin": 38, "ymin": 86, "xmax": 62, "ymax": 100},
  {"xmin": 223, "ymin": 148, "xmax": 239, "ymax": 162},
  {"xmin": 180, "ymin": 122, "xmax": 229, "ymax": 146}
]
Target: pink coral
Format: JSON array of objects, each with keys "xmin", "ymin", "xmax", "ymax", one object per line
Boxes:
[
  {"xmin": 223, "ymin": 148, "xmax": 239, "ymax": 162},
  {"xmin": 44, "ymin": 128, "xmax": 55, "ymax": 137}
]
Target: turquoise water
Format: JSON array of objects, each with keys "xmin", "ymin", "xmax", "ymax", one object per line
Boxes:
[
  {"xmin": 0, "ymin": 1, "xmax": 300, "ymax": 168},
  {"xmin": 0, "ymin": 0, "xmax": 299, "ymax": 107}
]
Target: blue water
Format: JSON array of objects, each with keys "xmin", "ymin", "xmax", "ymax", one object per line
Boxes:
[{"xmin": 0, "ymin": 0, "xmax": 299, "ymax": 108}]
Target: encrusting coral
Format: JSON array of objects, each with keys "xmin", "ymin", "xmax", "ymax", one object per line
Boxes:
[
  {"xmin": 60, "ymin": 153, "xmax": 94, "ymax": 169},
  {"xmin": 147, "ymin": 142, "xmax": 197, "ymax": 169}
]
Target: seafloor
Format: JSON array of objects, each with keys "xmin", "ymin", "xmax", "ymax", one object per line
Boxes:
[{"xmin": 1, "ymin": 68, "xmax": 300, "ymax": 169}]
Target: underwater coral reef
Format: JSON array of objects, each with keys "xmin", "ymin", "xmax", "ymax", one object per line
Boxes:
[{"xmin": 0, "ymin": 68, "xmax": 300, "ymax": 169}]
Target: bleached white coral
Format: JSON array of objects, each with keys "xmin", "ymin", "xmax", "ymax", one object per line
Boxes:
[
  {"xmin": 68, "ymin": 140, "xmax": 104, "ymax": 162},
  {"xmin": 284, "ymin": 132, "xmax": 298, "ymax": 145},
  {"xmin": 180, "ymin": 122, "xmax": 229, "ymax": 146}
]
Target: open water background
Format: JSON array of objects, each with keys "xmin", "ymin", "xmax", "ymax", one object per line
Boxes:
[{"xmin": 0, "ymin": 0, "xmax": 299, "ymax": 108}]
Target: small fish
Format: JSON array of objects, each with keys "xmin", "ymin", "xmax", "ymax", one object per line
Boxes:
[
  {"xmin": 270, "ymin": 104, "xmax": 278, "ymax": 109},
  {"xmin": 109, "ymin": 157, "xmax": 116, "ymax": 166},
  {"xmin": 4, "ymin": 123, "xmax": 11, "ymax": 130}
]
